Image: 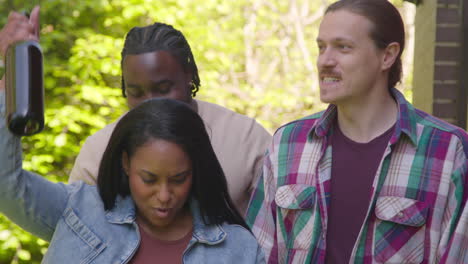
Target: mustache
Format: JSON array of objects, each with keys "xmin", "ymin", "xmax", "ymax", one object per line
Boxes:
[{"xmin": 319, "ymin": 69, "xmax": 341, "ymax": 78}]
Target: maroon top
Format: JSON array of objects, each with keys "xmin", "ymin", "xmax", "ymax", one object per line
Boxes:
[
  {"xmin": 129, "ymin": 224, "xmax": 192, "ymax": 264},
  {"xmin": 325, "ymin": 121, "xmax": 394, "ymax": 264}
]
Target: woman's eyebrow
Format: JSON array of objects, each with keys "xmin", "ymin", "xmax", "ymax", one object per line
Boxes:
[{"xmin": 170, "ymin": 170, "xmax": 191, "ymax": 178}]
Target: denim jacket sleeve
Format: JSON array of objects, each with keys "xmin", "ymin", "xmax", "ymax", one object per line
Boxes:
[{"xmin": 0, "ymin": 91, "xmax": 69, "ymax": 241}]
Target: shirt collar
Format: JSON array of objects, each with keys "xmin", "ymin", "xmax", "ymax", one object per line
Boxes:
[
  {"xmin": 311, "ymin": 88, "xmax": 418, "ymax": 146},
  {"xmin": 105, "ymin": 197, "xmax": 226, "ymax": 244},
  {"xmin": 105, "ymin": 195, "xmax": 136, "ymax": 224},
  {"xmin": 189, "ymin": 199, "xmax": 226, "ymax": 245}
]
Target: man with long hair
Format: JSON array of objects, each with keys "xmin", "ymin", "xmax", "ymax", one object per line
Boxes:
[{"xmin": 247, "ymin": 1, "xmax": 468, "ymax": 263}]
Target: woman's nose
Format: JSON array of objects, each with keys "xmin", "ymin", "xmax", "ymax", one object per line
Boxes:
[{"xmin": 156, "ymin": 184, "xmax": 171, "ymax": 204}]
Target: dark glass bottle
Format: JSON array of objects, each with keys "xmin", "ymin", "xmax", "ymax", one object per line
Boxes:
[{"xmin": 5, "ymin": 40, "xmax": 44, "ymax": 136}]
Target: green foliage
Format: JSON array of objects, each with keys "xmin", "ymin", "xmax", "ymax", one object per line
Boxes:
[
  {"xmin": 0, "ymin": 0, "xmax": 414, "ymax": 262},
  {"xmin": 0, "ymin": 215, "xmax": 47, "ymax": 264}
]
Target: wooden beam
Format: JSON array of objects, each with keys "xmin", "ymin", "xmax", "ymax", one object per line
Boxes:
[{"xmin": 460, "ymin": 0, "xmax": 468, "ymax": 129}]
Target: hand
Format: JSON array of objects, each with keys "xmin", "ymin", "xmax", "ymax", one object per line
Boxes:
[
  {"xmin": 0, "ymin": 6, "xmax": 40, "ymax": 58},
  {"xmin": 0, "ymin": 6, "xmax": 40, "ymax": 92}
]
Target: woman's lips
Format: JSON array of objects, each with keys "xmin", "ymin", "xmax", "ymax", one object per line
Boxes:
[{"xmin": 154, "ymin": 208, "xmax": 171, "ymax": 218}]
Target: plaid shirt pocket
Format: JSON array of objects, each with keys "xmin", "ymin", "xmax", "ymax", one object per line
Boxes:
[
  {"xmin": 275, "ymin": 184, "xmax": 318, "ymax": 251},
  {"xmin": 373, "ymin": 196, "xmax": 430, "ymax": 264}
]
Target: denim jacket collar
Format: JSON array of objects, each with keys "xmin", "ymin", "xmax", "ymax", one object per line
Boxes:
[
  {"xmin": 104, "ymin": 196, "xmax": 226, "ymax": 245},
  {"xmin": 105, "ymin": 195, "xmax": 136, "ymax": 224},
  {"xmin": 190, "ymin": 200, "xmax": 227, "ymax": 245}
]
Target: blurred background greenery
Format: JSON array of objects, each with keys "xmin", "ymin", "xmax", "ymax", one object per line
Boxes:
[{"xmin": 0, "ymin": 0, "xmax": 413, "ymax": 262}]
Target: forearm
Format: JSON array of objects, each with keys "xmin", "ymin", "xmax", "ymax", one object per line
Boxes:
[
  {"xmin": 0, "ymin": 91, "xmax": 23, "ymax": 198},
  {"xmin": 0, "ymin": 90, "xmax": 67, "ymax": 241}
]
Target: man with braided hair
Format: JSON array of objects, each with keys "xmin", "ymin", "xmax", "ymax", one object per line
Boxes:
[{"xmin": 69, "ymin": 22, "xmax": 271, "ymax": 214}]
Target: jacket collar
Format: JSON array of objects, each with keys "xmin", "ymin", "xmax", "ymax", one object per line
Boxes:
[
  {"xmin": 190, "ymin": 199, "xmax": 226, "ymax": 245},
  {"xmin": 311, "ymin": 88, "xmax": 418, "ymax": 146},
  {"xmin": 105, "ymin": 195, "xmax": 136, "ymax": 224},
  {"xmin": 105, "ymin": 197, "xmax": 226, "ymax": 245}
]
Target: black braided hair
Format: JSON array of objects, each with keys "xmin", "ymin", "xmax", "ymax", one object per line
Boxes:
[{"xmin": 121, "ymin": 22, "xmax": 200, "ymax": 97}]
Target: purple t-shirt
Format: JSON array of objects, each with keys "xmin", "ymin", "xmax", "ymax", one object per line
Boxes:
[
  {"xmin": 325, "ymin": 122, "xmax": 394, "ymax": 263},
  {"xmin": 129, "ymin": 224, "xmax": 192, "ymax": 264}
]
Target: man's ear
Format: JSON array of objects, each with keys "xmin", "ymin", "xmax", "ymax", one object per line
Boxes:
[
  {"xmin": 381, "ymin": 42, "xmax": 400, "ymax": 71},
  {"xmin": 185, "ymin": 72, "xmax": 194, "ymax": 97},
  {"xmin": 185, "ymin": 72, "xmax": 193, "ymax": 84}
]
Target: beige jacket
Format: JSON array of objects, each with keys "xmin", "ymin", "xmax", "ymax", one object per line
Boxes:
[{"xmin": 69, "ymin": 99, "xmax": 271, "ymax": 213}]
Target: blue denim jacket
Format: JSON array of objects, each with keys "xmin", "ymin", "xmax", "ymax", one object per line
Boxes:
[{"xmin": 0, "ymin": 92, "xmax": 265, "ymax": 263}]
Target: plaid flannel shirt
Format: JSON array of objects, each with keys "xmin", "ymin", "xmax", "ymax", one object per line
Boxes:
[{"xmin": 246, "ymin": 88, "xmax": 468, "ymax": 264}]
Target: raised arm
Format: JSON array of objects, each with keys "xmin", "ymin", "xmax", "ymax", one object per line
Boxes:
[{"xmin": 0, "ymin": 7, "xmax": 70, "ymax": 241}]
